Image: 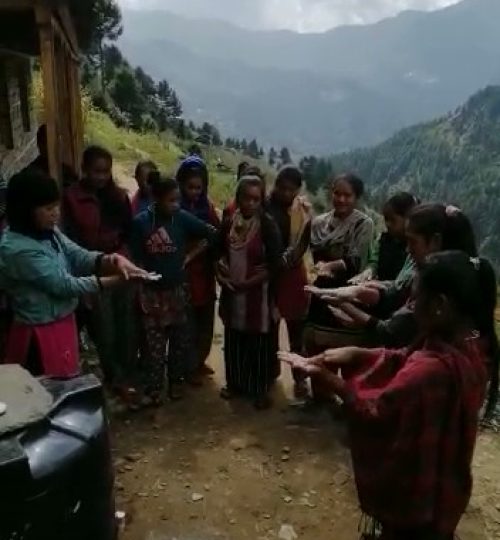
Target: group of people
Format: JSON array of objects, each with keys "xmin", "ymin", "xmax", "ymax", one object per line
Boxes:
[{"xmin": 0, "ymin": 133, "xmax": 499, "ymax": 540}]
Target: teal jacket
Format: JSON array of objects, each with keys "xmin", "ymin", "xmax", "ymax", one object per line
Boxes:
[{"xmin": 0, "ymin": 228, "xmax": 101, "ymax": 325}]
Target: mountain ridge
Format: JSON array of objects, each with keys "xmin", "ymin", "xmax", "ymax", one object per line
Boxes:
[
  {"xmin": 118, "ymin": 0, "xmax": 500, "ymax": 153},
  {"xmin": 326, "ymin": 85, "xmax": 500, "ymax": 267}
]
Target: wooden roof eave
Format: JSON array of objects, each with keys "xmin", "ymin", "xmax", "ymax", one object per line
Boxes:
[{"xmin": 0, "ymin": 0, "xmax": 80, "ymax": 62}]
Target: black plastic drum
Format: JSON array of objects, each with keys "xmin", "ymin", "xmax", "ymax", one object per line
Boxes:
[{"xmin": 0, "ymin": 375, "xmax": 116, "ymax": 540}]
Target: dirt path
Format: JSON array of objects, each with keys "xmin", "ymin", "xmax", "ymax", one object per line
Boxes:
[{"xmin": 111, "ymin": 325, "xmax": 500, "ymax": 540}]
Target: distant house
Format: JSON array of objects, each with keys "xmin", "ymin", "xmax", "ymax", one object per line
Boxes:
[{"xmin": 0, "ymin": 0, "xmax": 83, "ymax": 184}]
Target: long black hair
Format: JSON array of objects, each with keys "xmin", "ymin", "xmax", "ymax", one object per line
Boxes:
[
  {"xmin": 419, "ymin": 251, "xmax": 499, "ymax": 417},
  {"xmin": 408, "ymin": 204, "xmax": 478, "ymax": 257},
  {"xmin": 6, "ymin": 169, "xmax": 60, "ymax": 236}
]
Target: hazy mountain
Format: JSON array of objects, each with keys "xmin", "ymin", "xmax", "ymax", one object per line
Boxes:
[
  {"xmin": 119, "ymin": 0, "xmax": 500, "ymax": 153},
  {"xmin": 327, "ymin": 86, "xmax": 500, "ymax": 267}
]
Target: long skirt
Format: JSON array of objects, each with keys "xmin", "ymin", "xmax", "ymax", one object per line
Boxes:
[{"xmin": 224, "ymin": 327, "xmax": 278, "ymax": 399}]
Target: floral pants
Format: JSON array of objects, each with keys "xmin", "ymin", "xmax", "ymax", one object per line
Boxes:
[{"xmin": 141, "ymin": 322, "xmax": 195, "ymax": 394}]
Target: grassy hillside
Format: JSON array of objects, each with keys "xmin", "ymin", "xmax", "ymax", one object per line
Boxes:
[{"xmin": 84, "ymin": 107, "xmax": 269, "ymax": 207}]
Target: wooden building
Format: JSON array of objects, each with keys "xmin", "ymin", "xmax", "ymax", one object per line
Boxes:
[{"xmin": 0, "ymin": 0, "xmax": 83, "ymax": 184}]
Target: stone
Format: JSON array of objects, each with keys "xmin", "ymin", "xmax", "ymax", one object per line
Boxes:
[
  {"xmin": 333, "ymin": 470, "xmax": 350, "ymax": 486},
  {"xmin": 283, "ymin": 496, "xmax": 293, "ymax": 504},
  {"xmin": 229, "ymin": 438, "xmax": 247, "ymax": 451},
  {"xmin": 0, "ymin": 365, "xmax": 53, "ymax": 436},
  {"xmin": 191, "ymin": 493, "xmax": 204, "ymax": 502},
  {"xmin": 278, "ymin": 524, "xmax": 298, "ymax": 540},
  {"xmin": 125, "ymin": 453, "xmax": 142, "ymax": 463},
  {"xmin": 281, "ymin": 455, "xmax": 290, "ymax": 462}
]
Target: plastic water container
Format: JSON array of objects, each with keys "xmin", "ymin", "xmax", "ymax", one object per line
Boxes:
[{"xmin": 0, "ymin": 374, "xmax": 116, "ymax": 540}]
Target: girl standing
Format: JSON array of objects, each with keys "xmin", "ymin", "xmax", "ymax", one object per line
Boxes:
[
  {"xmin": 177, "ymin": 156, "xmax": 220, "ymax": 377},
  {"xmin": 267, "ymin": 166, "xmax": 312, "ymax": 396},
  {"xmin": 281, "ymin": 250, "xmax": 498, "ymax": 539},
  {"xmin": 130, "ymin": 175, "xmax": 217, "ymax": 403},
  {"xmin": 218, "ymin": 175, "xmax": 282, "ymax": 409},
  {"xmin": 63, "ymin": 146, "xmax": 137, "ymax": 395},
  {"xmin": 0, "ymin": 170, "xmax": 145, "ymax": 378},
  {"xmin": 351, "ymin": 192, "xmax": 418, "ymax": 285},
  {"xmin": 308, "ymin": 174, "xmax": 374, "ymax": 330}
]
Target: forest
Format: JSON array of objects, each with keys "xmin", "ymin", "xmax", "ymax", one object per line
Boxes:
[
  {"xmin": 300, "ymin": 86, "xmax": 500, "ymax": 268},
  {"xmin": 73, "ymin": 0, "xmax": 295, "ymax": 166}
]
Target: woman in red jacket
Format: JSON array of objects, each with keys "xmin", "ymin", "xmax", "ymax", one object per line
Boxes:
[
  {"xmin": 177, "ymin": 156, "xmax": 220, "ymax": 379},
  {"xmin": 64, "ymin": 146, "xmax": 137, "ymax": 398}
]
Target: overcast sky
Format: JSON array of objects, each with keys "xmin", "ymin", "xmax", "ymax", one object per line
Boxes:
[{"xmin": 117, "ymin": 0, "xmax": 461, "ymax": 32}]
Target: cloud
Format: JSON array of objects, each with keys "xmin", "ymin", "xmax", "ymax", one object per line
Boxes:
[{"xmin": 117, "ymin": 0, "xmax": 461, "ymax": 32}]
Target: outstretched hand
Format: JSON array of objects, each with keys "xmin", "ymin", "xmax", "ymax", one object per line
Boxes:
[
  {"xmin": 278, "ymin": 351, "xmax": 324, "ymax": 376},
  {"xmin": 108, "ymin": 254, "xmax": 148, "ymax": 280}
]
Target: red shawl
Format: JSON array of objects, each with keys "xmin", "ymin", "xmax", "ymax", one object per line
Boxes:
[{"xmin": 342, "ymin": 339, "xmax": 487, "ymax": 534}]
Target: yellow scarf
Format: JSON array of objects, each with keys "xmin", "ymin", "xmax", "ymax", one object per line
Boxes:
[
  {"xmin": 289, "ymin": 196, "xmax": 309, "ymax": 246},
  {"xmin": 289, "ymin": 196, "xmax": 313, "ymax": 281}
]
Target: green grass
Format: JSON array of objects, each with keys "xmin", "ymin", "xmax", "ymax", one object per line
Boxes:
[{"xmin": 84, "ymin": 108, "xmax": 270, "ymax": 208}]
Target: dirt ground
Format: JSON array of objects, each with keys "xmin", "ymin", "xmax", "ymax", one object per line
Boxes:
[{"xmin": 111, "ymin": 323, "xmax": 500, "ymax": 540}]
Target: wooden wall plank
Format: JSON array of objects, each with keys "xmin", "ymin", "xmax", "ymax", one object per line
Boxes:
[{"xmin": 35, "ymin": 4, "xmax": 60, "ymax": 183}]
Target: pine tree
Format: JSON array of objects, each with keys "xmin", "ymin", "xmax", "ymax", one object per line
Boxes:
[
  {"xmin": 174, "ymin": 119, "xmax": 187, "ymax": 140},
  {"xmin": 198, "ymin": 122, "xmax": 213, "ymax": 145},
  {"xmin": 280, "ymin": 147, "xmax": 292, "ymax": 165},
  {"xmin": 268, "ymin": 147, "xmax": 278, "ymax": 167},
  {"xmin": 212, "ymin": 126, "xmax": 223, "ymax": 146},
  {"xmin": 248, "ymin": 139, "xmax": 259, "ymax": 159},
  {"xmin": 169, "ymin": 90, "xmax": 183, "ymax": 118},
  {"xmin": 156, "ymin": 79, "xmax": 172, "ymax": 131}
]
